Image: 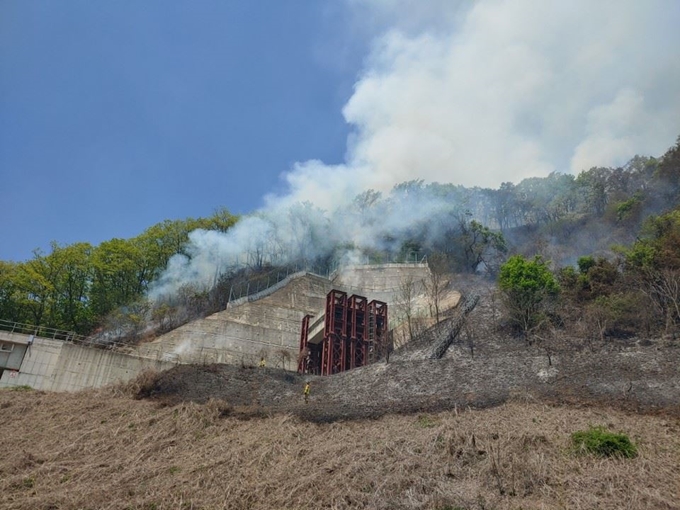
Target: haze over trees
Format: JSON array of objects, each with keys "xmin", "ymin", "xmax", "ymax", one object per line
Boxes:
[{"xmin": 1, "ymin": 137, "xmax": 680, "ymax": 342}]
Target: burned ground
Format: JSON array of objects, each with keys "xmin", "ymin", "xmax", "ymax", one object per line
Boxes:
[
  {"xmin": 137, "ymin": 277, "xmax": 680, "ymax": 422},
  {"xmin": 138, "ymin": 343, "xmax": 680, "ymax": 424}
]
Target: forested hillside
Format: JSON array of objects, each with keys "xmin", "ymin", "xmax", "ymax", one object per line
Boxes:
[{"xmin": 1, "ymin": 137, "xmax": 679, "ymax": 341}]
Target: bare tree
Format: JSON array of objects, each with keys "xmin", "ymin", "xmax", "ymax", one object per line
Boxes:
[
  {"xmin": 424, "ymin": 252, "xmax": 450, "ymax": 324},
  {"xmin": 635, "ymin": 267, "xmax": 680, "ymax": 336},
  {"xmin": 276, "ymin": 348, "xmax": 292, "ymax": 370},
  {"xmin": 394, "ymin": 275, "xmax": 418, "ymax": 344}
]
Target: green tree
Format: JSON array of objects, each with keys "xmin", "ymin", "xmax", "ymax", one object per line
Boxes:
[
  {"xmin": 50, "ymin": 242, "xmax": 94, "ymax": 332},
  {"xmin": 14, "ymin": 247, "xmax": 61, "ymax": 327},
  {"xmin": 459, "ymin": 217, "xmax": 507, "ymax": 274},
  {"xmin": 90, "ymin": 238, "xmax": 146, "ymax": 318},
  {"xmin": 0, "ymin": 261, "xmax": 26, "ymax": 323},
  {"xmin": 576, "ymin": 167, "xmax": 611, "ymax": 217},
  {"xmin": 624, "ymin": 208, "xmax": 680, "ymax": 333},
  {"xmin": 499, "ymin": 255, "xmax": 559, "ymax": 339}
]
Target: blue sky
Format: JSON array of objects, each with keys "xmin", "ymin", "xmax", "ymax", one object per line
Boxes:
[
  {"xmin": 1, "ymin": 1, "xmax": 364, "ymax": 261},
  {"xmin": 3, "ymin": 1, "xmax": 679, "ymax": 263}
]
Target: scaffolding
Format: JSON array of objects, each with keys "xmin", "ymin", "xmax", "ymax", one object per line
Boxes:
[{"xmin": 298, "ymin": 290, "xmax": 388, "ymax": 376}]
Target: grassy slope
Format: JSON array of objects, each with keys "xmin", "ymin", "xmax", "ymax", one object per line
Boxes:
[{"xmin": 1, "ymin": 387, "xmax": 678, "ymax": 510}]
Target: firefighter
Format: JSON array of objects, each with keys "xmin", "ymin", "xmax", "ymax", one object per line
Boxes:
[{"xmin": 304, "ymin": 381, "xmax": 311, "ymax": 403}]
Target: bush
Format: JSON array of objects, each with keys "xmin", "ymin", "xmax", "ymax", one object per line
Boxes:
[
  {"xmin": 5, "ymin": 385, "xmax": 33, "ymax": 392},
  {"xmin": 498, "ymin": 255, "xmax": 559, "ymax": 337},
  {"xmin": 571, "ymin": 426, "xmax": 637, "ymax": 458}
]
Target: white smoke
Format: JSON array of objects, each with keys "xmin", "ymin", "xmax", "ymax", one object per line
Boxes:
[{"xmin": 151, "ymin": 0, "xmax": 680, "ymax": 298}]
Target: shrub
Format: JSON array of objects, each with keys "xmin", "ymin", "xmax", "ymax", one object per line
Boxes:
[
  {"xmin": 571, "ymin": 426, "xmax": 637, "ymax": 458},
  {"xmin": 8, "ymin": 385, "xmax": 33, "ymax": 392},
  {"xmin": 499, "ymin": 255, "xmax": 559, "ymax": 337}
]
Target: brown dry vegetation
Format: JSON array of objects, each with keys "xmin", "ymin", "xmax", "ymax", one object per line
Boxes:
[
  {"xmin": 2, "ymin": 277, "xmax": 679, "ymax": 509},
  {"xmin": 0, "ymin": 386, "xmax": 679, "ymax": 510}
]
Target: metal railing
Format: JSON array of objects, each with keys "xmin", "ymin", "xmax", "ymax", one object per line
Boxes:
[
  {"xmin": 0, "ymin": 318, "xmax": 141, "ymax": 352},
  {"xmin": 227, "ymin": 262, "xmax": 334, "ymax": 303},
  {"xmin": 227, "ymin": 256, "xmax": 428, "ymax": 305},
  {"xmin": 0, "ymin": 318, "xmax": 87, "ymax": 343}
]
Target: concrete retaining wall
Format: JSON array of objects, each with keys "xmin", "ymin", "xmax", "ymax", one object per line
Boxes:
[
  {"xmin": 49, "ymin": 344, "xmax": 175, "ymax": 392},
  {"xmin": 137, "ymin": 272, "xmax": 334, "ymax": 365},
  {"xmin": 0, "ymin": 336, "xmax": 175, "ymax": 392},
  {"xmin": 0, "ymin": 330, "xmax": 31, "ymax": 371},
  {"xmin": 0, "ymin": 337, "xmax": 62, "ymax": 389},
  {"xmin": 137, "ymin": 264, "xmax": 432, "ymax": 368}
]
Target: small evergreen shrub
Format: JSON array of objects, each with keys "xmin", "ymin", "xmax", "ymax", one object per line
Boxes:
[{"xmin": 571, "ymin": 426, "xmax": 637, "ymax": 458}]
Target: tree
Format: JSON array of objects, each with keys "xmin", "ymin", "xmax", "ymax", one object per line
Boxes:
[
  {"xmin": 499, "ymin": 255, "xmax": 559, "ymax": 340},
  {"xmin": 655, "ymin": 135, "xmax": 680, "ymax": 204},
  {"xmin": 51, "ymin": 242, "xmax": 94, "ymax": 332},
  {"xmin": 576, "ymin": 167, "xmax": 612, "ymax": 217},
  {"xmin": 624, "ymin": 209, "xmax": 680, "ymax": 334},
  {"xmin": 15, "ymin": 246, "xmax": 62, "ymax": 327},
  {"xmin": 394, "ymin": 275, "xmax": 418, "ymax": 345},
  {"xmin": 0, "ymin": 261, "xmax": 26, "ymax": 323},
  {"xmin": 424, "ymin": 252, "xmax": 449, "ymax": 323},
  {"xmin": 90, "ymin": 238, "xmax": 145, "ymax": 318},
  {"xmin": 459, "ymin": 216, "xmax": 507, "ymax": 274}
]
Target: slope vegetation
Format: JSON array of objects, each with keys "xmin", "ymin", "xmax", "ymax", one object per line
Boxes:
[{"xmin": 1, "ymin": 387, "xmax": 678, "ymax": 510}]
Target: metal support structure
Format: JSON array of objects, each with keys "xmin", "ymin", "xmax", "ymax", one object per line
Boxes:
[
  {"xmin": 368, "ymin": 299, "xmax": 388, "ymax": 363},
  {"xmin": 298, "ymin": 314, "xmax": 312, "ymax": 373},
  {"xmin": 347, "ymin": 295, "xmax": 368, "ymax": 370},
  {"xmin": 321, "ymin": 290, "xmax": 347, "ymax": 375},
  {"xmin": 299, "ymin": 290, "xmax": 388, "ymax": 376}
]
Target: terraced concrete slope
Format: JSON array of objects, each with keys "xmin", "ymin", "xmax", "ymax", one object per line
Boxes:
[{"xmin": 136, "ymin": 264, "xmax": 432, "ymax": 367}]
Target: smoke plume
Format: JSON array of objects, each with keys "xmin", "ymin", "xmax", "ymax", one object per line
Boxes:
[{"xmin": 151, "ymin": 0, "xmax": 680, "ymax": 298}]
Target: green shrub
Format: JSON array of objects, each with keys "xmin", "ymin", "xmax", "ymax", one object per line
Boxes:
[
  {"xmin": 8, "ymin": 385, "xmax": 33, "ymax": 391},
  {"xmin": 571, "ymin": 426, "xmax": 637, "ymax": 458}
]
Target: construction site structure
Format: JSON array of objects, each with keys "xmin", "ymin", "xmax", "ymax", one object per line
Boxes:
[{"xmin": 298, "ymin": 290, "xmax": 388, "ymax": 376}]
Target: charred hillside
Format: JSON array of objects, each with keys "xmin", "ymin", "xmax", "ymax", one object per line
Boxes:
[{"xmin": 134, "ymin": 279, "xmax": 680, "ymax": 423}]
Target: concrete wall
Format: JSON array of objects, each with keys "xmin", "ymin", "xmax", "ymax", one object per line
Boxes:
[
  {"xmin": 137, "ymin": 272, "xmax": 334, "ymax": 366},
  {"xmin": 49, "ymin": 344, "xmax": 175, "ymax": 392},
  {"xmin": 0, "ymin": 334, "xmax": 175, "ymax": 392},
  {"xmin": 137, "ymin": 264, "xmax": 432, "ymax": 368},
  {"xmin": 0, "ymin": 330, "xmax": 31, "ymax": 371},
  {"xmin": 0, "ymin": 336, "xmax": 62, "ymax": 389}
]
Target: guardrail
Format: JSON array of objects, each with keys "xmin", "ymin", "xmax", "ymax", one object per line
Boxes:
[
  {"xmin": 0, "ymin": 318, "xmax": 138, "ymax": 352},
  {"xmin": 0, "ymin": 318, "xmax": 87, "ymax": 343},
  {"xmin": 227, "ymin": 263, "xmax": 334, "ymax": 303},
  {"xmin": 227, "ymin": 256, "xmax": 428, "ymax": 304}
]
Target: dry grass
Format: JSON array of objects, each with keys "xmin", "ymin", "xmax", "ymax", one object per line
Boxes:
[{"xmin": 1, "ymin": 387, "xmax": 678, "ymax": 510}]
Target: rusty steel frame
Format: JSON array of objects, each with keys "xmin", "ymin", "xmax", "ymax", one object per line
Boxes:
[
  {"xmin": 321, "ymin": 290, "xmax": 347, "ymax": 375},
  {"xmin": 298, "ymin": 314, "xmax": 312, "ymax": 374},
  {"xmin": 347, "ymin": 294, "xmax": 368, "ymax": 370},
  {"xmin": 298, "ymin": 290, "xmax": 388, "ymax": 376},
  {"xmin": 368, "ymin": 299, "xmax": 388, "ymax": 363}
]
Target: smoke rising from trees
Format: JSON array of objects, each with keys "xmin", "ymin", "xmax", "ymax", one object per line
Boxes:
[{"xmin": 151, "ymin": 0, "xmax": 680, "ymax": 298}]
